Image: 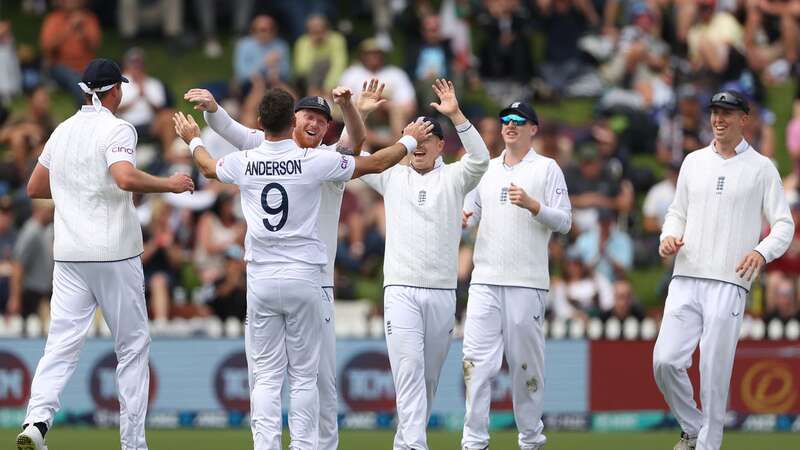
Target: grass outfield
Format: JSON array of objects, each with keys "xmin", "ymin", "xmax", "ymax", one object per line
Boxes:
[{"xmin": 2, "ymin": 429, "xmax": 798, "ymax": 449}]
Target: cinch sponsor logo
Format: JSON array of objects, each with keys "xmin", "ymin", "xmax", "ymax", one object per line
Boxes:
[
  {"xmin": 0, "ymin": 351, "xmax": 31, "ymax": 407},
  {"xmin": 340, "ymin": 351, "xmax": 395, "ymax": 411},
  {"xmin": 89, "ymin": 351, "xmax": 157, "ymax": 411},
  {"xmin": 214, "ymin": 352, "xmax": 249, "ymax": 411},
  {"xmin": 111, "ymin": 146, "xmax": 134, "ymax": 154}
]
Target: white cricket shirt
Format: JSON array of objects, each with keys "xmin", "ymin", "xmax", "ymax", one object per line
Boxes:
[
  {"xmin": 466, "ymin": 148, "xmax": 572, "ymax": 290},
  {"xmin": 360, "ymin": 121, "xmax": 490, "ymax": 289},
  {"xmin": 205, "ymin": 106, "xmax": 344, "ymax": 287},
  {"xmin": 215, "ymin": 139, "xmax": 355, "ymax": 268},
  {"xmin": 661, "ymin": 139, "xmax": 794, "ymax": 290},
  {"xmin": 40, "ymin": 105, "xmax": 143, "ymax": 262}
]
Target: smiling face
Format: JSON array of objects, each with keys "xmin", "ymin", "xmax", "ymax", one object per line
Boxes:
[
  {"xmin": 411, "ymin": 134, "xmax": 444, "ymax": 172},
  {"xmin": 710, "ymin": 107, "xmax": 747, "ymax": 147},
  {"xmin": 293, "ymin": 109, "xmax": 330, "ymax": 148}
]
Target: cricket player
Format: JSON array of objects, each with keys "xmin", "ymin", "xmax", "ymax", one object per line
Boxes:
[
  {"xmin": 654, "ymin": 90, "xmax": 794, "ymax": 450},
  {"xmin": 185, "ymin": 79, "xmax": 387, "ymax": 450},
  {"xmin": 172, "ymin": 87, "xmax": 432, "ymax": 450},
  {"xmin": 359, "ymin": 79, "xmax": 490, "ymax": 450},
  {"xmin": 17, "ymin": 58, "xmax": 195, "ymax": 450},
  {"xmin": 461, "ymin": 101, "xmax": 572, "ymax": 450}
]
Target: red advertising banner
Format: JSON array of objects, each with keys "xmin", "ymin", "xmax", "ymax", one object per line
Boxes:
[
  {"xmin": 589, "ymin": 340, "xmax": 800, "ymax": 413},
  {"xmin": 729, "ymin": 341, "xmax": 800, "ymax": 414}
]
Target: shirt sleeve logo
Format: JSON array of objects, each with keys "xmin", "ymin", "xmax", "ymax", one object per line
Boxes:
[
  {"xmin": 340, "ymin": 156, "xmax": 350, "ymax": 169},
  {"xmin": 111, "ymin": 146, "xmax": 134, "ymax": 154}
]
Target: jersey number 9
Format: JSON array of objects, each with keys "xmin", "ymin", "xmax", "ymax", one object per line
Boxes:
[{"xmin": 261, "ymin": 183, "xmax": 288, "ymax": 232}]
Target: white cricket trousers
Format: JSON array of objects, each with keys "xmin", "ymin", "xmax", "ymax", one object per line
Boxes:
[
  {"xmin": 653, "ymin": 277, "xmax": 746, "ymax": 450},
  {"xmin": 318, "ymin": 287, "xmax": 338, "ymax": 450},
  {"xmin": 245, "ymin": 264, "xmax": 322, "ymax": 450},
  {"xmin": 24, "ymin": 258, "xmax": 150, "ymax": 450},
  {"xmin": 384, "ymin": 286, "xmax": 456, "ymax": 450},
  {"xmin": 462, "ymin": 284, "xmax": 547, "ymax": 450}
]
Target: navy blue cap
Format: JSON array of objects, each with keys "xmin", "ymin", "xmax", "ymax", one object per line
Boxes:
[
  {"xmin": 709, "ymin": 91, "xmax": 750, "ymax": 113},
  {"xmin": 418, "ymin": 116, "xmax": 444, "ymax": 140},
  {"xmin": 499, "ymin": 101, "xmax": 539, "ymax": 125},
  {"xmin": 295, "ymin": 96, "xmax": 332, "ymax": 121},
  {"xmin": 81, "ymin": 58, "xmax": 128, "ymax": 90}
]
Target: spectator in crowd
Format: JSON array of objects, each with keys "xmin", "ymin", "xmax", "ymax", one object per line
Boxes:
[
  {"xmin": 475, "ymin": 0, "xmax": 534, "ymax": 105},
  {"xmin": 657, "ymin": 84, "xmax": 713, "ymax": 164},
  {"xmin": 550, "ymin": 251, "xmax": 613, "ymax": 321},
  {"xmin": 788, "ymin": 93, "xmax": 800, "ymax": 164},
  {"xmin": 598, "ymin": 278, "xmax": 646, "ymax": 323},
  {"xmin": 0, "ymin": 87, "xmax": 52, "ymax": 191},
  {"xmin": 0, "ymin": 200, "xmax": 16, "ymax": 315},
  {"xmin": 537, "ymin": 0, "xmax": 604, "ymax": 98},
  {"xmin": 117, "ymin": 0, "xmax": 184, "ymax": 51},
  {"xmin": 642, "ymin": 160, "xmax": 679, "ymax": 235},
  {"xmin": 335, "ymin": 188, "xmax": 386, "ymax": 278},
  {"xmin": 339, "ymin": 39, "xmax": 417, "ymax": 147},
  {"xmin": 686, "ymin": 0, "xmax": 746, "ymax": 80},
  {"xmin": 233, "ymin": 15, "xmax": 291, "ymax": 95},
  {"xmin": 599, "ymin": 2, "xmax": 673, "ymax": 114},
  {"xmin": 765, "ymin": 201, "xmax": 800, "ymax": 303},
  {"xmin": 194, "ymin": 192, "xmax": 245, "ymax": 283},
  {"xmin": 762, "ymin": 276, "xmax": 800, "ymax": 324},
  {"xmin": 0, "ymin": 21, "xmax": 22, "ymax": 103},
  {"xmin": 293, "ymin": 14, "xmax": 348, "ymax": 97},
  {"xmin": 534, "ymin": 121, "xmax": 568, "ymax": 167},
  {"xmin": 744, "ymin": 0, "xmax": 800, "ymax": 74},
  {"xmin": 406, "ymin": 15, "xmax": 453, "ymax": 113},
  {"xmin": 572, "ymin": 208, "xmax": 633, "ymax": 281},
  {"xmin": 118, "ymin": 48, "xmax": 176, "ymax": 158},
  {"xmin": 204, "ymin": 244, "xmax": 247, "ymax": 321},
  {"xmin": 8, "ymin": 199, "xmax": 53, "ymax": 322},
  {"xmin": 565, "ymin": 141, "xmax": 633, "ymax": 232},
  {"xmin": 39, "ymin": 0, "xmax": 101, "ymax": 105},
  {"xmin": 477, "ymin": 116, "xmax": 504, "ymax": 158},
  {"xmin": 194, "ymin": 0, "xmax": 255, "ymax": 58},
  {"xmin": 141, "ymin": 199, "xmax": 184, "ymax": 323}
]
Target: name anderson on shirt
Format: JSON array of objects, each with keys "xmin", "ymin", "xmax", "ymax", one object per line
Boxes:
[{"xmin": 245, "ymin": 159, "xmax": 302, "ymax": 176}]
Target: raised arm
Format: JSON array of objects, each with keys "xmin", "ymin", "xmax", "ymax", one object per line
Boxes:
[
  {"xmin": 332, "ymin": 86, "xmax": 366, "ymax": 155},
  {"xmin": 351, "ymin": 119, "xmax": 433, "ymax": 179},
  {"xmin": 430, "ymin": 78, "xmax": 490, "ymax": 191},
  {"xmin": 173, "ymin": 112, "xmax": 220, "ymax": 180},
  {"xmin": 185, "ymin": 88, "xmax": 264, "ymax": 150}
]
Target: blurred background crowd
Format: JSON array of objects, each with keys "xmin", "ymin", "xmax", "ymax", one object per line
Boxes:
[{"xmin": 1, "ymin": 0, "xmax": 800, "ymax": 338}]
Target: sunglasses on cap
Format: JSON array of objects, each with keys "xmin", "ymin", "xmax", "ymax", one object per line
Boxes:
[{"xmin": 500, "ymin": 114, "xmax": 528, "ymax": 126}]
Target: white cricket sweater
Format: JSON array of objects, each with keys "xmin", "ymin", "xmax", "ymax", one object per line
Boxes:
[
  {"xmin": 360, "ymin": 121, "xmax": 490, "ymax": 289},
  {"xmin": 466, "ymin": 149, "xmax": 572, "ymax": 290},
  {"xmin": 661, "ymin": 140, "xmax": 794, "ymax": 290},
  {"xmin": 205, "ymin": 107, "xmax": 344, "ymax": 287},
  {"xmin": 41, "ymin": 106, "xmax": 143, "ymax": 262}
]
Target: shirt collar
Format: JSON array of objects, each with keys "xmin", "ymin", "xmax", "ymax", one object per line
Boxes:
[
  {"xmin": 712, "ymin": 138, "xmax": 749, "ymax": 155},
  {"xmin": 500, "ymin": 147, "xmax": 537, "ymax": 167},
  {"xmin": 80, "ymin": 105, "xmax": 112, "ymax": 114},
  {"xmin": 259, "ymin": 139, "xmax": 296, "ymax": 152}
]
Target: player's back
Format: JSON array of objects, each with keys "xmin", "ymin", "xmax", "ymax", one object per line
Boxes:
[
  {"xmin": 46, "ymin": 106, "xmax": 142, "ymax": 262},
  {"xmin": 215, "ymin": 139, "xmax": 355, "ymax": 267}
]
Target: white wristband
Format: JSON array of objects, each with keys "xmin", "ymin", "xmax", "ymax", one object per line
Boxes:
[
  {"xmin": 189, "ymin": 137, "xmax": 204, "ymax": 155},
  {"xmin": 398, "ymin": 135, "xmax": 417, "ymax": 154}
]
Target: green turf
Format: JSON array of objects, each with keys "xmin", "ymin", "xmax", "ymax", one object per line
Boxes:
[{"xmin": 2, "ymin": 428, "xmax": 798, "ymax": 450}]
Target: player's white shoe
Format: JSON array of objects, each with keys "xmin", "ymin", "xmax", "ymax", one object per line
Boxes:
[
  {"xmin": 16, "ymin": 424, "xmax": 48, "ymax": 450},
  {"xmin": 673, "ymin": 432, "xmax": 696, "ymax": 450}
]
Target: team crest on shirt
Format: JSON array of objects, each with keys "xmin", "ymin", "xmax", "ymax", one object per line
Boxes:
[
  {"xmin": 500, "ymin": 187, "xmax": 509, "ymax": 204},
  {"xmin": 716, "ymin": 176, "xmax": 725, "ymax": 194},
  {"xmin": 417, "ymin": 190, "xmax": 427, "ymax": 206}
]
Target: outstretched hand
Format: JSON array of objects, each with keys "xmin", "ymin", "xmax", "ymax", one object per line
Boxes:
[
  {"xmin": 332, "ymin": 86, "xmax": 353, "ymax": 106},
  {"xmin": 184, "ymin": 88, "xmax": 219, "ymax": 113},
  {"xmin": 429, "ymin": 78, "xmax": 460, "ymax": 118},
  {"xmin": 172, "ymin": 112, "xmax": 202, "ymax": 143},
  {"xmin": 402, "ymin": 117, "xmax": 434, "ymax": 142},
  {"xmin": 356, "ymin": 78, "xmax": 387, "ymax": 116}
]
